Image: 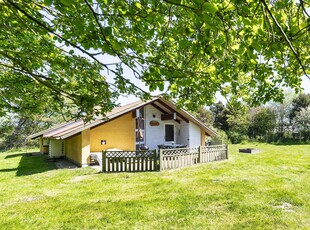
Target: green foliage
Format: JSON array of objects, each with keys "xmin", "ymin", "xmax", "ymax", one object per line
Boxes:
[
  {"xmin": 0, "ymin": 112, "xmax": 63, "ymax": 150},
  {"xmin": 249, "ymin": 107, "xmax": 277, "ymax": 140},
  {"xmin": 210, "ymin": 101, "xmax": 229, "ymax": 131},
  {"xmin": 289, "ymin": 93, "xmax": 310, "ymax": 121},
  {"xmin": 227, "ymin": 130, "xmax": 249, "ymax": 144},
  {"xmin": 207, "ymin": 92, "xmax": 310, "ymax": 144},
  {"xmin": 193, "ymin": 106, "xmax": 214, "ymax": 127},
  {"xmin": 209, "ymin": 128, "xmax": 228, "ymax": 144},
  {"xmin": 210, "ymin": 101, "xmax": 250, "ymax": 143},
  {"xmin": 1, "ymin": 0, "xmax": 310, "ymax": 119},
  {"xmin": 267, "ymin": 90, "xmax": 296, "ymax": 140},
  {"xmin": 293, "ymin": 106, "xmax": 310, "ymax": 141},
  {"xmin": 226, "ymin": 105, "xmax": 250, "ymax": 140}
]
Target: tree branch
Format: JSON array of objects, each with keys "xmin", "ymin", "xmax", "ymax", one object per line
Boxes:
[
  {"xmin": 6, "ymin": 0, "xmax": 149, "ymax": 96},
  {"xmin": 260, "ymin": 0, "xmax": 310, "ymax": 80}
]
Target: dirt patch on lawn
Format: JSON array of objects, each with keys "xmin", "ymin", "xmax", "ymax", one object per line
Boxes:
[
  {"xmin": 20, "ymin": 196, "xmax": 41, "ymax": 202},
  {"xmin": 273, "ymin": 202, "xmax": 295, "ymax": 212},
  {"xmin": 69, "ymin": 175, "xmax": 93, "ymax": 183}
]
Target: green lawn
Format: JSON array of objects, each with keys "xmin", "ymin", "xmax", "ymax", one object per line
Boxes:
[{"xmin": 0, "ymin": 144, "xmax": 309, "ymax": 229}]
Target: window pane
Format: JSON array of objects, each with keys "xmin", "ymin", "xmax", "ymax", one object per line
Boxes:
[
  {"xmin": 136, "ymin": 118, "xmax": 144, "ymax": 130},
  {"xmin": 136, "ymin": 130, "xmax": 144, "ymax": 142},
  {"xmin": 165, "ymin": 125, "xmax": 174, "ymax": 142}
]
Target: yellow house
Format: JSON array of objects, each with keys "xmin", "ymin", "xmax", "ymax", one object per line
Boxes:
[{"xmin": 28, "ymin": 97, "xmax": 217, "ymax": 167}]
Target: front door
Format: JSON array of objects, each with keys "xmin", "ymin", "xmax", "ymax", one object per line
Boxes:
[{"xmin": 165, "ymin": 124, "xmax": 175, "ymax": 143}]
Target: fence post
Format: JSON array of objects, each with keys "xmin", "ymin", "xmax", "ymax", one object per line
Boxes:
[
  {"xmin": 102, "ymin": 151, "xmax": 107, "ymax": 173},
  {"xmin": 225, "ymin": 144, "xmax": 229, "ymax": 159},
  {"xmin": 159, "ymin": 149, "xmax": 163, "ymax": 171},
  {"xmin": 152, "ymin": 150, "xmax": 155, "ymax": 171},
  {"xmin": 198, "ymin": 146, "xmax": 201, "ymax": 164}
]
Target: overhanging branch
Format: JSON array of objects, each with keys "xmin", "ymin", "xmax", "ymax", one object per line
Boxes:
[{"xmin": 260, "ymin": 0, "xmax": 310, "ymax": 80}]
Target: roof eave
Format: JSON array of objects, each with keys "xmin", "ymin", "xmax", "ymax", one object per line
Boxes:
[
  {"xmin": 157, "ymin": 98, "xmax": 217, "ymax": 136},
  {"xmin": 60, "ymin": 97, "xmax": 160, "ymax": 139}
]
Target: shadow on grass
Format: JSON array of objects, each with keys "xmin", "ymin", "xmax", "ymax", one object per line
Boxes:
[
  {"xmin": 0, "ymin": 168, "xmax": 18, "ymax": 172},
  {"xmin": 0, "ymin": 152, "xmax": 56, "ymax": 176},
  {"xmin": 4, "ymin": 153, "xmax": 26, "ymax": 159},
  {"xmin": 272, "ymin": 142, "xmax": 310, "ymax": 146}
]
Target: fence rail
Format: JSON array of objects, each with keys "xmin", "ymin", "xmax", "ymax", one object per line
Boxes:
[
  {"xmin": 200, "ymin": 145, "xmax": 228, "ymax": 163},
  {"xmin": 102, "ymin": 145, "xmax": 228, "ymax": 173},
  {"xmin": 159, "ymin": 145, "xmax": 228, "ymax": 170},
  {"xmin": 102, "ymin": 150, "xmax": 157, "ymax": 173}
]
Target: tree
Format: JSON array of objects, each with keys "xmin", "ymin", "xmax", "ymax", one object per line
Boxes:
[
  {"xmin": 194, "ymin": 107, "xmax": 214, "ymax": 127},
  {"xmin": 1, "ymin": 0, "xmax": 310, "ymax": 119},
  {"xmin": 289, "ymin": 93, "xmax": 310, "ymax": 121},
  {"xmin": 293, "ymin": 106, "xmax": 310, "ymax": 141},
  {"xmin": 249, "ymin": 107, "xmax": 277, "ymax": 141},
  {"xmin": 210, "ymin": 101, "xmax": 229, "ymax": 131},
  {"xmin": 0, "ymin": 112, "xmax": 63, "ymax": 149},
  {"xmin": 268, "ymin": 90, "xmax": 296, "ymax": 140},
  {"xmin": 0, "ymin": 72, "xmax": 65, "ymax": 149},
  {"xmin": 226, "ymin": 104, "xmax": 250, "ymax": 143}
]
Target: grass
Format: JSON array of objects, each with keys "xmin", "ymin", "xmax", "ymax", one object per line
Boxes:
[{"xmin": 0, "ymin": 144, "xmax": 309, "ymax": 229}]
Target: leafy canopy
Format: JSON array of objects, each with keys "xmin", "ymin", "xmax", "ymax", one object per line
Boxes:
[{"xmin": 1, "ymin": 0, "xmax": 310, "ymax": 119}]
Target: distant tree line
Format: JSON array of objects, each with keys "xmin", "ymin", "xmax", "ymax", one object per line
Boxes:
[
  {"xmin": 0, "ymin": 112, "xmax": 63, "ymax": 150},
  {"xmin": 196, "ymin": 93, "xmax": 310, "ymax": 144}
]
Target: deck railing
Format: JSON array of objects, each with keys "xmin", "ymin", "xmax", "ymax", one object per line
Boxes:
[{"xmin": 102, "ymin": 145, "xmax": 228, "ymax": 173}]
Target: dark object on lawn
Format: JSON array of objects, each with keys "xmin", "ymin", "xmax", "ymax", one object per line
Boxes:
[{"xmin": 239, "ymin": 148, "xmax": 260, "ymax": 154}]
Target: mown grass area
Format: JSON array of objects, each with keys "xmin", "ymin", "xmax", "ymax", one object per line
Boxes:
[{"xmin": 0, "ymin": 144, "xmax": 309, "ymax": 229}]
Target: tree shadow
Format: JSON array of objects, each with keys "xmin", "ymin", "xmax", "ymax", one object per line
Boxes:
[
  {"xmin": 272, "ymin": 142, "xmax": 310, "ymax": 146},
  {"xmin": 0, "ymin": 152, "xmax": 56, "ymax": 176},
  {"xmin": 4, "ymin": 153, "xmax": 26, "ymax": 159},
  {"xmin": 0, "ymin": 168, "xmax": 18, "ymax": 172}
]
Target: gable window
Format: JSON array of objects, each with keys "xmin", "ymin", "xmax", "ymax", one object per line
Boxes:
[{"xmin": 165, "ymin": 124, "xmax": 174, "ymax": 142}]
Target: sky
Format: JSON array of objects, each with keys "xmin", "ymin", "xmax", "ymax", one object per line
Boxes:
[{"xmin": 301, "ymin": 76, "xmax": 310, "ymax": 94}]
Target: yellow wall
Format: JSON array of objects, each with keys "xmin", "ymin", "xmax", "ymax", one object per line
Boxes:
[
  {"xmin": 39, "ymin": 137, "xmax": 44, "ymax": 153},
  {"xmin": 200, "ymin": 130, "xmax": 206, "ymax": 146},
  {"xmin": 65, "ymin": 134, "xmax": 82, "ymax": 165},
  {"xmin": 39, "ymin": 137, "xmax": 48, "ymax": 154},
  {"xmin": 81, "ymin": 129, "xmax": 90, "ymax": 166},
  {"xmin": 90, "ymin": 113, "xmax": 135, "ymax": 151}
]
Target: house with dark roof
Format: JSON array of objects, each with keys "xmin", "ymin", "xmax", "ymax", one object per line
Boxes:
[{"xmin": 28, "ymin": 97, "xmax": 216, "ymax": 167}]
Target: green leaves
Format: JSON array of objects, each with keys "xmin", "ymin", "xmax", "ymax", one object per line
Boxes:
[
  {"xmin": 203, "ymin": 3, "xmax": 218, "ymax": 15},
  {"xmin": 60, "ymin": 0, "xmax": 74, "ymax": 6},
  {"xmin": 44, "ymin": 0, "xmax": 53, "ymax": 6},
  {"xmin": 103, "ymin": 26, "xmax": 113, "ymax": 36},
  {"xmin": 1, "ymin": 0, "xmax": 309, "ymax": 120}
]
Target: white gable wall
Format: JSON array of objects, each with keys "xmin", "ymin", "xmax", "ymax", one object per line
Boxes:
[
  {"xmin": 145, "ymin": 104, "xmax": 183, "ymax": 150},
  {"xmin": 145, "ymin": 104, "xmax": 164, "ymax": 150},
  {"xmin": 178, "ymin": 121, "xmax": 189, "ymax": 147},
  {"xmin": 189, "ymin": 121, "xmax": 201, "ymax": 147}
]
